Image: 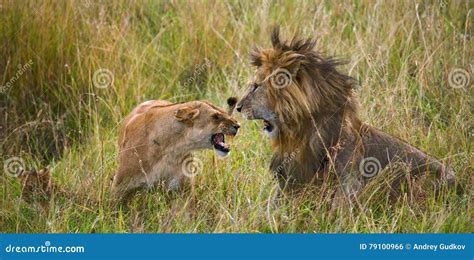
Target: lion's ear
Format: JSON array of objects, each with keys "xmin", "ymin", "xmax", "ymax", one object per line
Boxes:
[
  {"xmin": 286, "ymin": 63, "xmax": 301, "ymax": 77},
  {"xmin": 175, "ymin": 107, "xmax": 200, "ymax": 123},
  {"xmin": 271, "ymin": 25, "xmax": 282, "ymax": 49},
  {"xmin": 282, "ymin": 53, "xmax": 304, "ymax": 77}
]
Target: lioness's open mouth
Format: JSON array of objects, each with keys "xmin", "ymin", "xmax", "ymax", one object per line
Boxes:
[{"xmin": 211, "ymin": 133, "xmax": 230, "ymax": 157}]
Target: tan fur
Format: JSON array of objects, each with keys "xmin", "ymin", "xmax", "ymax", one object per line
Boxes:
[
  {"xmin": 112, "ymin": 100, "xmax": 239, "ymax": 201},
  {"xmin": 236, "ymin": 27, "xmax": 455, "ymax": 196}
]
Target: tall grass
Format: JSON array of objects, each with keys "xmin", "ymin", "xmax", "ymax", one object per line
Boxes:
[{"xmin": 0, "ymin": 0, "xmax": 472, "ymax": 233}]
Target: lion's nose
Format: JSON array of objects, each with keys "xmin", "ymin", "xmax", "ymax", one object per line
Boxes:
[
  {"xmin": 234, "ymin": 124, "xmax": 240, "ymax": 130},
  {"xmin": 236, "ymin": 105, "xmax": 242, "ymax": 112}
]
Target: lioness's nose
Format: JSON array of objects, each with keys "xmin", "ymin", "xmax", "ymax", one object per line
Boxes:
[{"xmin": 230, "ymin": 124, "xmax": 240, "ymax": 136}]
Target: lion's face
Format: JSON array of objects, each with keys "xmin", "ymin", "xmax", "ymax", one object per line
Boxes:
[
  {"xmin": 235, "ymin": 27, "xmax": 354, "ymax": 147},
  {"xmin": 236, "ymin": 75, "xmax": 280, "ymax": 139},
  {"xmin": 175, "ymin": 102, "xmax": 240, "ymax": 157}
]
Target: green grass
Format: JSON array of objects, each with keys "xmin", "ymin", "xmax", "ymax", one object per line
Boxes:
[{"xmin": 0, "ymin": 0, "xmax": 472, "ymax": 233}]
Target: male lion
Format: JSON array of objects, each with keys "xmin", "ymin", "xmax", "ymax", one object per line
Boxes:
[
  {"xmin": 235, "ymin": 27, "xmax": 455, "ymax": 197},
  {"xmin": 112, "ymin": 100, "xmax": 240, "ymax": 200}
]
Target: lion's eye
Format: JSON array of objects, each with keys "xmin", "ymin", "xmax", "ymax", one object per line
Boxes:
[{"xmin": 251, "ymin": 83, "xmax": 259, "ymax": 92}]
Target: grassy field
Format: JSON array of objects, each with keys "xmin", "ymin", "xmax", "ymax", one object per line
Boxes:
[{"xmin": 0, "ymin": 0, "xmax": 472, "ymax": 233}]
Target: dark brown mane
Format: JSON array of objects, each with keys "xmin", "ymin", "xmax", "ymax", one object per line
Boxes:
[
  {"xmin": 252, "ymin": 27, "xmax": 360, "ymax": 145},
  {"xmin": 251, "ymin": 26, "xmax": 362, "ymax": 186},
  {"xmin": 242, "ymin": 26, "xmax": 455, "ymax": 195}
]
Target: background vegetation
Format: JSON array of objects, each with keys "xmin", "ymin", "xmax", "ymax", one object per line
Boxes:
[{"xmin": 0, "ymin": 0, "xmax": 472, "ymax": 233}]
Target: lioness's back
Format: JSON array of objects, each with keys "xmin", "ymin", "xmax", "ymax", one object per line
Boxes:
[{"xmin": 118, "ymin": 100, "xmax": 173, "ymax": 148}]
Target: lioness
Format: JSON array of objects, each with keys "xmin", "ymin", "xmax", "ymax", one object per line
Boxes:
[
  {"xmin": 235, "ymin": 27, "xmax": 455, "ymax": 197},
  {"xmin": 112, "ymin": 100, "xmax": 240, "ymax": 200}
]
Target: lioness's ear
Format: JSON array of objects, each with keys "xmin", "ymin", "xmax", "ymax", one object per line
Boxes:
[
  {"xmin": 227, "ymin": 97, "xmax": 238, "ymax": 115},
  {"xmin": 38, "ymin": 167, "xmax": 50, "ymax": 177},
  {"xmin": 175, "ymin": 107, "xmax": 200, "ymax": 123},
  {"xmin": 37, "ymin": 167, "xmax": 51, "ymax": 182}
]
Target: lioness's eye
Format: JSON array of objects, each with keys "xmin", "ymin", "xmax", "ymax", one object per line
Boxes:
[{"xmin": 212, "ymin": 113, "xmax": 221, "ymax": 120}]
